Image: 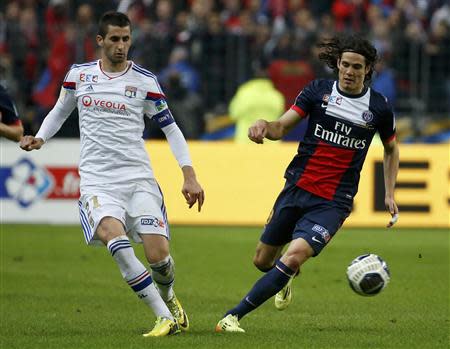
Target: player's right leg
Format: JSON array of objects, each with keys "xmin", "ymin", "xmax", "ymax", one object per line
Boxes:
[{"xmin": 98, "ymin": 218, "xmax": 179, "ymax": 336}]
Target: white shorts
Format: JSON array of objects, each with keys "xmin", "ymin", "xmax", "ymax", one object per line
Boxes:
[{"xmin": 78, "ymin": 182, "xmax": 169, "ymax": 245}]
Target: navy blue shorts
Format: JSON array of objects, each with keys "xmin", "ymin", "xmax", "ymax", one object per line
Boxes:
[{"xmin": 260, "ymin": 181, "xmax": 351, "ymax": 256}]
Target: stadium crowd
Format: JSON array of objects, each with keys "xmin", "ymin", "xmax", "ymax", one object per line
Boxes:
[{"xmin": 1, "ymin": 0, "xmax": 449, "ymax": 140}]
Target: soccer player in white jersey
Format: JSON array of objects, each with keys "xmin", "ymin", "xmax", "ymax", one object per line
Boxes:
[
  {"xmin": 20, "ymin": 11, "xmax": 204, "ymax": 337},
  {"xmin": 215, "ymin": 35, "xmax": 399, "ymax": 333}
]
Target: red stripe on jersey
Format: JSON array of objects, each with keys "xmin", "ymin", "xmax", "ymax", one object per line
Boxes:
[
  {"xmin": 382, "ymin": 133, "xmax": 396, "ymax": 144},
  {"xmin": 146, "ymin": 92, "xmax": 166, "ymax": 100},
  {"xmin": 63, "ymin": 82, "xmax": 76, "ymax": 89},
  {"xmin": 291, "ymin": 105, "xmax": 307, "ymax": 118},
  {"xmin": 296, "ymin": 141, "xmax": 355, "ymax": 200}
]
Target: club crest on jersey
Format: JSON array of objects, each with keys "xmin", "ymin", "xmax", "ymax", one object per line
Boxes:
[
  {"xmin": 322, "ymin": 94, "xmax": 330, "ymax": 103},
  {"xmin": 362, "ymin": 110, "xmax": 374, "ymax": 123},
  {"xmin": 80, "ymin": 73, "xmax": 98, "ymax": 83},
  {"xmin": 124, "ymin": 86, "xmax": 137, "ymax": 98}
]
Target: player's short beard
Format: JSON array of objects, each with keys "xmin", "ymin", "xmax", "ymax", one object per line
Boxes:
[{"xmin": 107, "ymin": 51, "xmax": 127, "ymax": 65}]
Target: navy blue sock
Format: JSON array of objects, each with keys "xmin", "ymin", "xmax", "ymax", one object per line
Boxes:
[{"xmin": 225, "ymin": 260, "xmax": 296, "ymax": 320}]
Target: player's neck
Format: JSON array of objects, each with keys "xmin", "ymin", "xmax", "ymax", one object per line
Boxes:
[
  {"xmin": 100, "ymin": 59, "xmax": 129, "ymax": 73},
  {"xmin": 337, "ymin": 82, "xmax": 365, "ymax": 96}
]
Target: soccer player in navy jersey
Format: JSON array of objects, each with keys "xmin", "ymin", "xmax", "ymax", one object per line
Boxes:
[
  {"xmin": 216, "ymin": 35, "xmax": 399, "ymax": 333},
  {"xmin": 0, "ymin": 84, "xmax": 23, "ymax": 142}
]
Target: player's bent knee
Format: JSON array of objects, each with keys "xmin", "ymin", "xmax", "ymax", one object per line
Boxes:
[
  {"xmin": 253, "ymin": 255, "xmax": 275, "ymax": 272},
  {"xmin": 282, "ymin": 248, "xmax": 312, "ymax": 271},
  {"xmin": 141, "ymin": 234, "xmax": 170, "ymax": 264},
  {"xmin": 253, "ymin": 243, "xmax": 281, "ymax": 271}
]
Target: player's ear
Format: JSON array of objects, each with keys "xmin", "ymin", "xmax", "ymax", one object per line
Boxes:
[{"xmin": 96, "ymin": 35, "xmax": 104, "ymax": 47}]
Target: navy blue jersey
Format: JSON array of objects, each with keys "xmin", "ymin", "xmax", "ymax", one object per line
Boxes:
[
  {"xmin": 286, "ymin": 79, "xmax": 396, "ymax": 206},
  {"xmin": 0, "ymin": 85, "xmax": 21, "ymax": 126}
]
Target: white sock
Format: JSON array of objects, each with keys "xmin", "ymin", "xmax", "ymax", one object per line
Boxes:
[
  {"xmin": 150, "ymin": 255, "xmax": 175, "ymax": 302},
  {"xmin": 107, "ymin": 236, "xmax": 173, "ymax": 320}
]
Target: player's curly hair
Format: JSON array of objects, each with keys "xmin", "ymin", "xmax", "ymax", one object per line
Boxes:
[
  {"xmin": 98, "ymin": 11, "xmax": 131, "ymax": 38},
  {"xmin": 317, "ymin": 35, "xmax": 378, "ymax": 82}
]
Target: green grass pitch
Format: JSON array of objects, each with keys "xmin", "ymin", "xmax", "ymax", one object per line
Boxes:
[{"xmin": 1, "ymin": 225, "xmax": 448, "ymax": 349}]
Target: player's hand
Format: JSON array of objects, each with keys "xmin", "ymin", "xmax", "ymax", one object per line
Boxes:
[
  {"xmin": 248, "ymin": 119, "xmax": 268, "ymax": 144},
  {"xmin": 20, "ymin": 136, "xmax": 44, "ymax": 151},
  {"xmin": 385, "ymin": 197, "xmax": 399, "ymax": 228},
  {"xmin": 182, "ymin": 178, "xmax": 205, "ymax": 212}
]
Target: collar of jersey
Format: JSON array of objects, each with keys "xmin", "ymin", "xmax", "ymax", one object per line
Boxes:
[
  {"xmin": 99, "ymin": 60, "xmax": 132, "ymax": 79},
  {"xmin": 336, "ymin": 81, "xmax": 369, "ymax": 99}
]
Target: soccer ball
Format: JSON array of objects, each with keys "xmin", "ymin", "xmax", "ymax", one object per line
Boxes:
[{"xmin": 346, "ymin": 254, "xmax": 390, "ymax": 296}]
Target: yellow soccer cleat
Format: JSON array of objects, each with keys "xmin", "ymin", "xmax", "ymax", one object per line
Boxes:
[
  {"xmin": 165, "ymin": 294, "xmax": 189, "ymax": 331},
  {"xmin": 275, "ymin": 277, "xmax": 293, "ymax": 310},
  {"xmin": 143, "ymin": 317, "xmax": 180, "ymax": 337},
  {"xmin": 215, "ymin": 314, "xmax": 245, "ymax": 333}
]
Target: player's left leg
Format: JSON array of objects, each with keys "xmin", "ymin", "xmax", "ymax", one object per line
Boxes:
[
  {"xmin": 216, "ymin": 238, "xmax": 313, "ymax": 333},
  {"xmin": 141, "ymin": 234, "xmax": 189, "ymax": 331},
  {"xmin": 253, "ymin": 241, "xmax": 295, "ymax": 311},
  {"xmin": 127, "ymin": 187, "xmax": 188, "ymax": 333}
]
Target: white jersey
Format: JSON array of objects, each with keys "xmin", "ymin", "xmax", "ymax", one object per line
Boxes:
[{"xmin": 36, "ymin": 60, "xmax": 192, "ymax": 193}]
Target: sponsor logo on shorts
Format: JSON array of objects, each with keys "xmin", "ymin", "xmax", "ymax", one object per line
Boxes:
[
  {"xmin": 312, "ymin": 224, "xmax": 331, "ymax": 243},
  {"xmin": 141, "ymin": 216, "xmax": 165, "ymax": 228}
]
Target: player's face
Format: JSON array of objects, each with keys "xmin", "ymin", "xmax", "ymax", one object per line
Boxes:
[
  {"xmin": 337, "ymin": 52, "xmax": 370, "ymax": 94},
  {"xmin": 97, "ymin": 25, "xmax": 131, "ymax": 65}
]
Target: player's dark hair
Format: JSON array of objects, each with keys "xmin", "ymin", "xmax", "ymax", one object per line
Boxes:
[
  {"xmin": 317, "ymin": 35, "xmax": 378, "ymax": 82},
  {"xmin": 98, "ymin": 11, "xmax": 131, "ymax": 38}
]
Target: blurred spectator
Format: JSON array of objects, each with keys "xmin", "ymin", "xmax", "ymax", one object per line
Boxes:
[
  {"xmin": 4, "ymin": 2, "xmax": 41, "ymax": 114},
  {"xmin": 268, "ymin": 59, "xmax": 315, "ymax": 110},
  {"xmin": 145, "ymin": 72, "xmax": 204, "ymax": 140},
  {"xmin": 74, "ymin": 3, "xmax": 96, "ymax": 64},
  {"xmin": 45, "ymin": 0, "xmax": 69, "ymax": 43},
  {"xmin": 426, "ymin": 19, "xmax": 450, "ymax": 113},
  {"xmin": 332, "ymin": 0, "xmax": 367, "ymax": 32},
  {"xmin": 229, "ymin": 59, "xmax": 284, "ymax": 143},
  {"xmin": 372, "ymin": 56, "xmax": 397, "ymax": 107},
  {"xmin": 159, "ymin": 46, "xmax": 200, "ymax": 93},
  {"xmin": 165, "ymin": 72, "xmax": 205, "ymax": 139},
  {"xmin": 197, "ymin": 12, "xmax": 228, "ymax": 109}
]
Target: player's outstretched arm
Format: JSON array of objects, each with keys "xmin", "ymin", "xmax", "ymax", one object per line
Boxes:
[
  {"xmin": 20, "ymin": 136, "xmax": 44, "ymax": 151},
  {"xmin": 181, "ymin": 165, "xmax": 205, "ymax": 212},
  {"xmin": 383, "ymin": 138, "xmax": 399, "ymax": 227},
  {"xmin": 248, "ymin": 109, "xmax": 302, "ymax": 144}
]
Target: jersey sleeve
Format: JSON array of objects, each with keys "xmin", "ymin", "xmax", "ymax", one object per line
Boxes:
[
  {"xmin": 0, "ymin": 86, "xmax": 21, "ymax": 125},
  {"xmin": 377, "ymin": 97, "xmax": 396, "ymax": 143},
  {"xmin": 35, "ymin": 67, "xmax": 77, "ymax": 142},
  {"xmin": 291, "ymin": 79, "xmax": 321, "ymax": 118},
  {"xmin": 143, "ymin": 78, "xmax": 176, "ymax": 128}
]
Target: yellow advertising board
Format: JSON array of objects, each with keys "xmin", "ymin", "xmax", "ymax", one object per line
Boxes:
[{"xmin": 146, "ymin": 142, "xmax": 449, "ymax": 228}]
